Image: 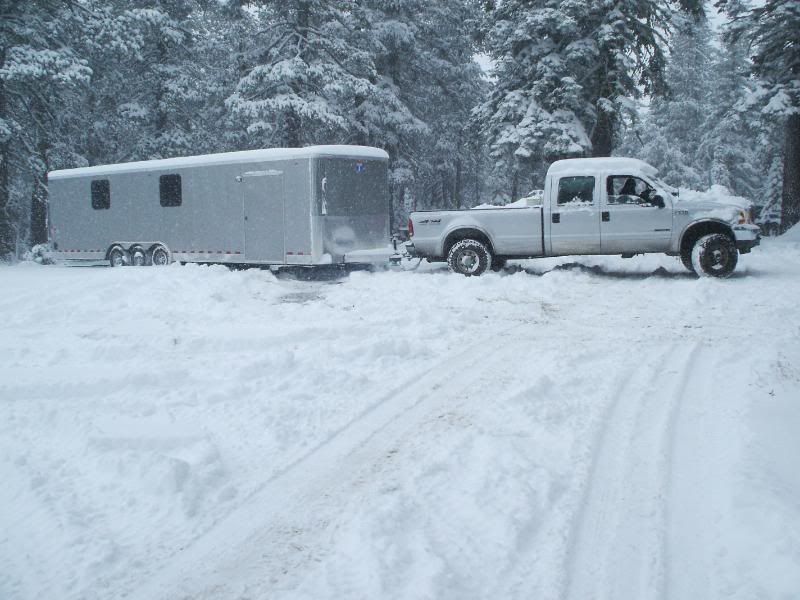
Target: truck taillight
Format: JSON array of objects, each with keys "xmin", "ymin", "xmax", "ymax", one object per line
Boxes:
[{"xmin": 408, "ymin": 218, "xmax": 414, "ymax": 237}]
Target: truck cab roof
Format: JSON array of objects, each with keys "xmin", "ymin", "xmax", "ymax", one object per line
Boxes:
[{"xmin": 548, "ymin": 157, "xmax": 658, "ymax": 178}]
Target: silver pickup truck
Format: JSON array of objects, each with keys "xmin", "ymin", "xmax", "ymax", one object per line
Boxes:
[{"xmin": 407, "ymin": 157, "xmax": 760, "ymax": 277}]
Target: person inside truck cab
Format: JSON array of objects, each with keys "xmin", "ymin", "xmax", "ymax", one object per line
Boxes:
[{"xmin": 608, "ymin": 176, "xmax": 656, "ymax": 205}]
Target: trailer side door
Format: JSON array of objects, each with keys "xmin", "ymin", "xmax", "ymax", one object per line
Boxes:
[{"xmin": 242, "ymin": 169, "xmax": 285, "ymax": 262}]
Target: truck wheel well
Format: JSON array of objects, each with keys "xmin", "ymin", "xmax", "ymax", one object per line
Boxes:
[
  {"xmin": 680, "ymin": 221, "xmax": 734, "ymax": 258},
  {"xmin": 443, "ymin": 229, "xmax": 494, "ymax": 258}
]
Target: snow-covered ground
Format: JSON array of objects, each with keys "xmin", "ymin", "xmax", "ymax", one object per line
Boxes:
[{"xmin": 2, "ymin": 237, "xmax": 800, "ymax": 600}]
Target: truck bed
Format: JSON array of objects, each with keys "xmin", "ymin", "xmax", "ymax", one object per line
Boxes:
[{"xmin": 410, "ymin": 206, "xmax": 544, "ymax": 259}]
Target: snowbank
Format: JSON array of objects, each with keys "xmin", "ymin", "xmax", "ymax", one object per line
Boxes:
[{"xmin": 2, "ymin": 246, "xmax": 799, "ymax": 600}]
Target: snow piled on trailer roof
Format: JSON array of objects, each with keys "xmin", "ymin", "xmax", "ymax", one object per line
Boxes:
[
  {"xmin": 548, "ymin": 157, "xmax": 658, "ymax": 177},
  {"xmin": 48, "ymin": 146, "xmax": 389, "ymax": 180}
]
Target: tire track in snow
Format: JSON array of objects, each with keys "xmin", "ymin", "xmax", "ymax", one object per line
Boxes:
[
  {"xmin": 128, "ymin": 327, "xmax": 534, "ymax": 600},
  {"xmin": 563, "ymin": 342, "xmax": 701, "ymax": 600}
]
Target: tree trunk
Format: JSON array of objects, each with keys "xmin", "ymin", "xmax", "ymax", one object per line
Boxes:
[
  {"xmin": 29, "ymin": 95, "xmax": 49, "ymax": 246},
  {"xmin": 0, "ymin": 49, "xmax": 13, "ymax": 258},
  {"xmin": 781, "ymin": 113, "xmax": 800, "ymax": 233},
  {"xmin": 591, "ymin": 106, "xmax": 614, "ymax": 158}
]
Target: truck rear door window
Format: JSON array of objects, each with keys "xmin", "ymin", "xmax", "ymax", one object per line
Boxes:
[
  {"xmin": 557, "ymin": 176, "xmax": 595, "ymax": 205},
  {"xmin": 159, "ymin": 174, "xmax": 182, "ymax": 207},
  {"xmin": 91, "ymin": 179, "xmax": 110, "ymax": 210}
]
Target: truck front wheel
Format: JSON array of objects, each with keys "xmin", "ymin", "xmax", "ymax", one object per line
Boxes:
[
  {"xmin": 691, "ymin": 233, "xmax": 738, "ymax": 278},
  {"xmin": 447, "ymin": 239, "xmax": 492, "ymax": 276}
]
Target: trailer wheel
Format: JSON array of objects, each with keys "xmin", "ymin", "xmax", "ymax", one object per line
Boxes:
[
  {"xmin": 447, "ymin": 239, "xmax": 492, "ymax": 276},
  {"xmin": 130, "ymin": 247, "xmax": 146, "ymax": 267},
  {"xmin": 150, "ymin": 245, "xmax": 170, "ymax": 266},
  {"xmin": 108, "ymin": 246, "xmax": 127, "ymax": 267}
]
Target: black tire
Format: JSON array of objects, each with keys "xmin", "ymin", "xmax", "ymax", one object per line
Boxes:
[
  {"xmin": 130, "ymin": 246, "xmax": 146, "ymax": 267},
  {"xmin": 491, "ymin": 257, "xmax": 507, "ymax": 272},
  {"xmin": 680, "ymin": 247, "xmax": 695, "ymax": 273},
  {"xmin": 108, "ymin": 246, "xmax": 127, "ymax": 267},
  {"xmin": 150, "ymin": 245, "xmax": 170, "ymax": 266},
  {"xmin": 691, "ymin": 233, "xmax": 738, "ymax": 278},
  {"xmin": 447, "ymin": 239, "xmax": 492, "ymax": 276}
]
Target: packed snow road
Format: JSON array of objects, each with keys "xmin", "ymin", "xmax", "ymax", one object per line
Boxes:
[{"xmin": 2, "ymin": 239, "xmax": 800, "ymax": 600}]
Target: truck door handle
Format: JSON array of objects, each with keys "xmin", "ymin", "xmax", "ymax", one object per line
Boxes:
[
  {"xmin": 552, "ymin": 213, "xmax": 560, "ymax": 224},
  {"xmin": 602, "ymin": 211, "xmax": 610, "ymax": 222}
]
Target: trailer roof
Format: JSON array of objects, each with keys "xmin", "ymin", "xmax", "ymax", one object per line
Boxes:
[
  {"xmin": 48, "ymin": 145, "xmax": 389, "ymax": 180},
  {"xmin": 547, "ymin": 157, "xmax": 659, "ymax": 178}
]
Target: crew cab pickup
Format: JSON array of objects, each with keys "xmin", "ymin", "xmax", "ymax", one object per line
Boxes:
[{"xmin": 407, "ymin": 157, "xmax": 760, "ymax": 277}]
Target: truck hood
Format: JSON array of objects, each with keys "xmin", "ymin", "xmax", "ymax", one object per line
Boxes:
[{"xmin": 676, "ymin": 199, "xmax": 742, "ymax": 224}]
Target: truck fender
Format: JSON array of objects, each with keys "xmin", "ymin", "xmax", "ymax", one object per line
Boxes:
[
  {"xmin": 441, "ymin": 225, "xmax": 495, "ymax": 258},
  {"xmin": 678, "ymin": 219, "xmax": 735, "ymax": 257}
]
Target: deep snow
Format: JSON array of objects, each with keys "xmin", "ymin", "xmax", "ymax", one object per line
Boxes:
[{"xmin": 2, "ymin": 238, "xmax": 799, "ymax": 600}]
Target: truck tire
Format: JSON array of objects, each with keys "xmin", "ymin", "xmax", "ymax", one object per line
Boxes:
[
  {"xmin": 491, "ymin": 257, "xmax": 507, "ymax": 272},
  {"xmin": 150, "ymin": 245, "xmax": 170, "ymax": 266},
  {"xmin": 680, "ymin": 248, "xmax": 695, "ymax": 273},
  {"xmin": 108, "ymin": 246, "xmax": 127, "ymax": 267},
  {"xmin": 447, "ymin": 239, "xmax": 492, "ymax": 276},
  {"xmin": 691, "ymin": 233, "xmax": 738, "ymax": 278}
]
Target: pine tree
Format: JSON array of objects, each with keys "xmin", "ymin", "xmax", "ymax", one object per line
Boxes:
[
  {"xmin": 0, "ymin": 1, "xmax": 92, "ymax": 254},
  {"xmin": 479, "ymin": 0, "xmax": 702, "ymax": 199},
  {"xmin": 719, "ymin": 0, "xmax": 800, "ymax": 232}
]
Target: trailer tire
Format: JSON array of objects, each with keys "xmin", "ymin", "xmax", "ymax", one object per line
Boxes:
[
  {"xmin": 150, "ymin": 245, "xmax": 170, "ymax": 267},
  {"xmin": 691, "ymin": 233, "xmax": 738, "ymax": 278},
  {"xmin": 108, "ymin": 246, "xmax": 127, "ymax": 268},
  {"xmin": 447, "ymin": 239, "xmax": 492, "ymax": 276},
  {"xmin": 130, "ymin": 246, "xmax": 146, "ymax": 267}
]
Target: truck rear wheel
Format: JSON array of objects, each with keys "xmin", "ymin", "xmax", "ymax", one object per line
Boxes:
[
  {"xmin": 447, "ymin": 239, "xmax": 492, "ymax": 276},
  {"xmin": 691, "ymin": 233, "xmax": 738, "ymax": 278}
]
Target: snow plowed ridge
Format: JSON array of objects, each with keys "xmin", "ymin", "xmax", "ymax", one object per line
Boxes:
[{"xmin": 565, "ymin": 342, "xmax": 700, "ymax": 600}]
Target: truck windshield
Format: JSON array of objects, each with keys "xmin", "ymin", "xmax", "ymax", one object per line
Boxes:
[{"xmin": 317, "ymin": 158, "xmax": 388, "ymax": 216}]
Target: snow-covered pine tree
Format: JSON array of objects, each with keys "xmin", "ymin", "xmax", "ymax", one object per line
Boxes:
[
  {"xmin": 632, "ymin": 17, "xmax": 715, "ymax": 189},
  {"xmin": 719, "ymin": 0, "xmax": 800, "ymax": 232},
  {"xmin": 363, "ymin": 0, "xmax": 486, "ymax": 215},
  {"xmin": 0, "ymin": 0, "xmax": 91, "ymax": 253},
  {"xmin": 480, "ymin": 0, "xmax": 702, "ymax": 199},
  {"xmin": 698, "ymin": 15, "xmax": 760, "ymax": 200},
  {"xmin": 227, "ymin": 0, "xmax": 406, "ymax": 149}
]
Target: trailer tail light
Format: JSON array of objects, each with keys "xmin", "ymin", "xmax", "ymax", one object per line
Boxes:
[{"xmin": 408, "ymin": 218, "xmax": 414, "ymax": 237}]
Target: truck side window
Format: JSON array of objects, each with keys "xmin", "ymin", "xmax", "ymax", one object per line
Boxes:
[
  {"xmin": 557, "ymin": 176, "xmax": 595, "ymax": 205},
  {"xmin": 91, "ymin": 179, "xmax": 110, "ymax": 210},
  {"xmin": 159, "ymin": 174, "xmax": 182, "ymax": 207},
  {"xmin": 607, "ymin": 176, "xmax": 655, "ymax": 205}
]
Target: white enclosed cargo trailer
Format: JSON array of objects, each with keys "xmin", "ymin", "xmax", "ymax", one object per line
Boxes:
[{"xmin": 47, "ymin": 145, "xmax": 391, "ymax": 268}]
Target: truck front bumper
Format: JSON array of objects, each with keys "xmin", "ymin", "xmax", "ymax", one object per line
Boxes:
[{"xmin": 733, "ymin": 224, "xmax": 760, "ymax": 254}]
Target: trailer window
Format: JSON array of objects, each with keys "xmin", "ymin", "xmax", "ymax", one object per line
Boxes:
[
  {"xmin": 91, "ymin": 180, "xmax": 110, "ymax": 210},
  {"xmin": 318, "ymin": 158, "xmax": 388, "ymax": 216},
  {"xmin": 159, "ymin": 174, "xmax": 182, "ymax": 207},
  {"xmin": 557, "ymin": 176, "xmax": 595, "ymax": 205}
]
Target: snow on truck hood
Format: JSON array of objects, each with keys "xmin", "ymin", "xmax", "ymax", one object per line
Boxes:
[{"xmin": 48, "ymin": 146, "xmax": 389, "ymax": 180}]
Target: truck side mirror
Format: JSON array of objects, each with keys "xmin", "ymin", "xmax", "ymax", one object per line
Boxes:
[{"xmin": 652, "ymin": 195, "xmax": 665, "ymax": 208}]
